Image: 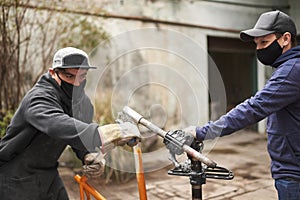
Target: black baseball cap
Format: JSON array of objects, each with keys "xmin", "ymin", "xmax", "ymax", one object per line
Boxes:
[{"xmin": 240, "ymin": 10, "xmax": 297, "ymax": 42}]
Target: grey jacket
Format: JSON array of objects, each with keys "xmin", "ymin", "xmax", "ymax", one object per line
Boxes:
[{"xmin": 0, "ymin": 72, "xmax": 101, "ymax": 199}]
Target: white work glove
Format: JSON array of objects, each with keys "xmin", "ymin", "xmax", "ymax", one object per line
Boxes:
[
  {"xmin": 98, "ymin": 122, "xmax": 141, "ymax": 152},
  {"xmin": 82, "ymin": 152, "xmax": 105, "ymax": 178}
]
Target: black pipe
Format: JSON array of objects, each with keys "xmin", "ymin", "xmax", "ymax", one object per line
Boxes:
[{"xmin": 1, "ymin": 2, "xmax": 241, "ymax": 33}]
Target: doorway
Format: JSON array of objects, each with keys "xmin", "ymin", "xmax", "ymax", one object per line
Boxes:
[{"xmin": 208, "ymin": 36, "xmax": 257, "ymax": 130}]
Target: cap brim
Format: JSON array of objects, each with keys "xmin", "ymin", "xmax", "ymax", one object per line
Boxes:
[
  {"xmin": 59, "ymin": 65, "xmax": 97, "ymax": 69},
  {"xmin": 240, "ymin": 29, "xmax": 275, "ymax": 42}
]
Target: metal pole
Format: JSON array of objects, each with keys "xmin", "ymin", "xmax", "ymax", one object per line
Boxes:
[{"xmin": 188, "ymin": 141, "xmax": 204, "ymax": 200}]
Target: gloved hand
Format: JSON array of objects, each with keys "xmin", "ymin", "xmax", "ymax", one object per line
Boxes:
[
  {"xmin": 98, "ymin": 122, "xmax": 141, "ymax": 151},
  {"xmin": 82, "ymin": 152, "xmax": 105, "ymax": 178}
]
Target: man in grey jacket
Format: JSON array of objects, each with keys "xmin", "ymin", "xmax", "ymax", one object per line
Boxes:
[{"xmin": 0, "ymin": 47, "xmax": 141, "ymax": 200}]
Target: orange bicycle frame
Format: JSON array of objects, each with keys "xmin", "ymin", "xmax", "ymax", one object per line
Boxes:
[
  {"xmin": 74, "ymin": 174, "xmax": 107, "ymax": 200},
  {"xmin": 74, "ymin": 144, "xmax": 148, "ymax": 200}
]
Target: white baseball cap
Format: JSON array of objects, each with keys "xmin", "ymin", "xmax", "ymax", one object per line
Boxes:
[{"xmin": 52, "ymin": 47, "xmax": 96, "ymax": 69}]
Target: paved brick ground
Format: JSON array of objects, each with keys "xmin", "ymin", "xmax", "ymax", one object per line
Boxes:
[{"xmin": 61, "ymin": 130, "xmax": 278, "ymax": 200}]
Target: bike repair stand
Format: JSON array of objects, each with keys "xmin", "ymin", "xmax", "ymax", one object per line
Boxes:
[
  {"xmin": 120, "ymin": 106, "xmax": 233, "ymax": 200},
  {"xmin": 168, "ymin": 140, "xmax": 234, "ymax": 200}
]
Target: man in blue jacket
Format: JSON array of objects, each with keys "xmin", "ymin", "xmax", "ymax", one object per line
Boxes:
[
  {"xmin": 0, "ymin": 47, "xmax": 141, "ymax": 200},
  {"xmin": 186, "ymin": 10, "xmax": 300, "ymax": 200}
]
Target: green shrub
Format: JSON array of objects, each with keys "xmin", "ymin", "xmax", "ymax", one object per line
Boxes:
[{"xmin": 0, "ymin": 110, "xmax": 14, "ymax": 138}]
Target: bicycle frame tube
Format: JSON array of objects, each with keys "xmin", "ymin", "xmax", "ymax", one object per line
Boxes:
[
  {"xmin": 74, "ymin": 144, "xmax": 148, "ymax": 200},
  {"xmin": 134, "ymin": 144, "xmax": 148, "ymax": 200},
  {"xmin": 74, "ymin": 175, "xmax": 107, "ymax": 200}
]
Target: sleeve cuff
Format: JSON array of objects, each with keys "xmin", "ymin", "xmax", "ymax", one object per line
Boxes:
[{"xmin": 196, "ymin": 126, "xmax": 206, "ymax": 141}]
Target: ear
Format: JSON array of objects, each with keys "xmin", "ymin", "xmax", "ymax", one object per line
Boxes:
[
  {"xmin": 48, "ymin": 68, "xmax": 61, "ymax": 85},
  {"xmin": 282, "ymin": 32, "xmax": 291, "ymax": 47},
  {"xmin": 48, "ymin": 68, "xmax": 55, "ymax": 77}
]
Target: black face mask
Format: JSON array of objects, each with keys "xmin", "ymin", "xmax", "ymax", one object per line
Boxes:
[
  {"xmin": 256, "ymin": 40, "xmax": 283, "ymax": 66},
  {"xmin": 56, "ymin": 72, "xmax": 86, "ymax": 100}
]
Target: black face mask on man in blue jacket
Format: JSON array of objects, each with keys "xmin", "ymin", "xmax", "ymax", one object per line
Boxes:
[{"xmin": 256, "ymin": 39, "xmax": 283, "ymax": 66}]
